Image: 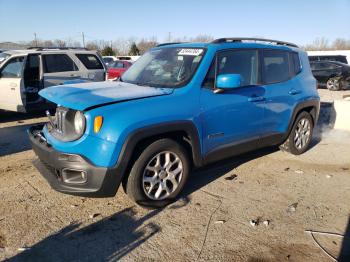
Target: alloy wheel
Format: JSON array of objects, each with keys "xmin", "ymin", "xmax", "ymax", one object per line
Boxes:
[
  {"xmin": 142, "ymin": 151, "xmax": 183, "ymax": 200},
  {"xmin": 294, "ymin": 118, "xmax": 311, "ymax": 150}
]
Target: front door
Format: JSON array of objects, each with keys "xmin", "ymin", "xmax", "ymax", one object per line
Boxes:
[
  {"xmin": 0, "ymin": 56, "xmax": 26, "ymax": 112},
  {"xmin": 200, "ymin": 49, "xmax": 265, "ymax": 158}
]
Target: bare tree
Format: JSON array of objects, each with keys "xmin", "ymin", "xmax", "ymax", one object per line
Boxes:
[
  {"xmin": 304, "ymin": 37, "xmax": 329, "ymax": 51},
  {"xmin": 332, "ymin": 38, "xmax": 350, "ymax": 50},
  {"xmin": 85, "ymin": 41, "xmax": 99, "ymax": 51},
  {"xmin": 42, "ymin": 40, "xmax": 54, "ymax": 47},
  {"xmin": 137, "ymin": 37, "xmax": 158, "ymax": 54},
  {"xmin": 113, "ymin": 38, "xmax": 134, "ymax": 55},
  {"xmin": 53, "ymin": 39, "xmax": 67, "ymax": 48},
  {"xmin": 190, "ymin": 34, "xmax": 214, "ymax": 42}
]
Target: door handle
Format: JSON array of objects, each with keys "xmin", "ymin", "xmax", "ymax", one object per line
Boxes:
[
  {"xmin": 289, "ymin": 89, "xmax": 302, "ymax": 95},
  {"xmin": 248, "ymin": 96, "xmax": 266, "ymax": 102},
  {"xmin": 10, "ymin": 82, "xmax": 17, "ymax": 88}
]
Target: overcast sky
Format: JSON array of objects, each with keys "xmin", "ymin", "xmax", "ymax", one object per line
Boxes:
[{"xmin": 0, "ymin": 0, "xmax": 349, "ymax": 45}]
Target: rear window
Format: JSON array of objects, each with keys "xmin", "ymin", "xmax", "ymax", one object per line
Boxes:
[
  {"xmin": 76, "ymin": 54, "xmax": 104, "ymax": 69},
  {"xmin": 113, "ymin": 61, "xmax": 125, "ymax": 68},
  {"xmin": 262, "ymin": 50, "xmax": 290, "ymax": 84},
  {"xmin": 43, "ymin": 54, "xmax": 78, "ymax": 73}
]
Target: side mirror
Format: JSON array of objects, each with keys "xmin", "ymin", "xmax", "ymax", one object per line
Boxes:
[{"xmin": 215, "ymin": 74, "xmax": 241, "ymax": 91}]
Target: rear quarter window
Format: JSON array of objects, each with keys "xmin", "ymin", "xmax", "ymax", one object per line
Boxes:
[
  {"xmin": 76, "ymin": 54, "xmax": 104, "ymax": 70},
  {"xmin": 291, "ymin": 52, "xmax": 301, "ymax": 75},
  {"xmin": 43, "ymin": 54, "xmax": 78, "ymax": 73}
]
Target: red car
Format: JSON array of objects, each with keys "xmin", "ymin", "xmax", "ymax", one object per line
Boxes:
[{"xmin": 107, "ymin": 60, "xmax": 133, "ymax": 80}]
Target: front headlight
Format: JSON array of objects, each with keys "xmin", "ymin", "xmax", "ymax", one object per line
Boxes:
[
  {"xmin": 48, "ymin": 107, "xmax": 86, "ymax": 142},
  {"xmin": 74, "ymin": 111, "xmax": 85, "ymax": 134}
]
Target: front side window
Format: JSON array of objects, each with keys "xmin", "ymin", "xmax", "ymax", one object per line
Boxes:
[
  {"xmin": 121, "ymin": 47, "xmax": 205, "ymax": 88},
  {"xmin": 76, "ymin": 54, "xmax": 104, "ymax": 70},
  {"xmin": 0, "ymin": 56, "xmax": 25, "ymax": 78},
  {"xmin": 43, "ymin": 54, "xmax": 77, "ymax": 73},
  {"xmin": 311, "ymin": 62, "xmax": 340, "ymax": 70},
  {"xmin": 203, "ymin": 49, "xmax": 259, "ymax": 88},
  {"xmin": 262, "ymin": 50, "xmax": 290, "ymax": 84}
]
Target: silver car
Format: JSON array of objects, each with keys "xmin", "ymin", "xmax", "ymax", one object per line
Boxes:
[{"xmin": 0, "ymin": 48, "xmax": 106, "ymax": 112}]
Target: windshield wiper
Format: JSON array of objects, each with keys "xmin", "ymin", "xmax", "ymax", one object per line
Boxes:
[{"xmin": 135, "ymin": 81, "xmax": 159, "ymax": 88}]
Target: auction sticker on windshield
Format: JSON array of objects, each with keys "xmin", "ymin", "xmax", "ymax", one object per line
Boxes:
[{"xmin": 178, "ymin": 49, "xmax": 203, "ymax": 56}]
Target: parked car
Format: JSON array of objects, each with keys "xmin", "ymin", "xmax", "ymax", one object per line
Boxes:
[
  {"xmin": 307, "ymin": 50, "xmax": 350, "ymax": 64},
  {"xmin": 309, "ymin": 55, "xmax": 348, "ymax": 64},
  {"xmin": 29, "ymin": 38, "xmax": 320, "ymax": 208},
  {"xmin": 102, "ymin": 56, "xmax": 117, "ymax": 67},
  {"xmin": 106, "ymin": 60, "xmax": 133, "ymax": 80},
  {"xmin": 0, "ymin": 48, "xmax": 106, "ymax": 112},
  {"xmin": 310, "ymin": 60, "xmax": 350, "ymax": 90},
  {"xmin": 116, "ymin": 55, "xmax": 140, "ymax": 62}
]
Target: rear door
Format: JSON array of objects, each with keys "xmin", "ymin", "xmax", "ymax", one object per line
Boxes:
[
  {"xmin": 0, "ymin": 56, "xmax": 26, "ymax": 112},
  {"xmin": 75, "ymin": 53, "xmax": 105, "ymax": 81},
  {"xmin": 261, "ymin": 49, "xmax": 302, "ymax": 136},
  {"xmin": 42, "ymin": 53, "xmax": 80, "ymax": 87}
]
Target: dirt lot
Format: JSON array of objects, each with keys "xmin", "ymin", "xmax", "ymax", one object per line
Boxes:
[{"xmin": 0, "ymin": 89, "xmax": 350, "ymax": 262}]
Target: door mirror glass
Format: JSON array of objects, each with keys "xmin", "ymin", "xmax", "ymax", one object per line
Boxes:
[{"xmin": 216, "ymin": 74, "xmax": 241, "ymax": 89}]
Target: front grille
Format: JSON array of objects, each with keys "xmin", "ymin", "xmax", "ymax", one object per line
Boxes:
[
  {"xmin": 53, "ymin": 107, "xmax": 68, "ymax": 134},
  {"xmin": 56, "ymin": 108, "xmax": 64, "ymax": 133}
]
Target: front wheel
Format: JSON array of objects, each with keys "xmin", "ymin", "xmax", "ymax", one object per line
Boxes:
[
  {"xmin": 124, "ymin": 138, "xmax": 190, "ymax": 208},
  {"xmin": 279, "ymin": 111, "xmax": 314, "ymax": 155}
]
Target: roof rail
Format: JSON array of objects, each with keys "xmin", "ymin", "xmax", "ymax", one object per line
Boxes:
[
  {"xmin": 211, "ymin": 38, "xmax": 298, "ymax": 48},
  {"xmin": 27, "ymin": 47, "xmax": 88, "ymax": 51},
  {"xmin": 156, "ymin": 42, "xmax": 186, "ymax": 47}
]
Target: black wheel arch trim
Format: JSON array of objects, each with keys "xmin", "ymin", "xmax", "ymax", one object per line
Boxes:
[
  {"xmin": 115, "ymin": 121, "xmax": 203, "ymax": 176},
  {"xmin": 285, "ymin": 98, "xmax": 320, "ymax": 140}
]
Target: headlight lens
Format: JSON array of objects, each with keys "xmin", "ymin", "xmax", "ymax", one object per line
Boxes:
[{"xmin": 74, "ymin": 111, "xmax": 85, "ymax": 134}]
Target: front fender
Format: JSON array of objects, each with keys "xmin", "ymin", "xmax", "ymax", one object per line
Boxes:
[{"xmin": 111, "ymin": 121, "xmax": 203, "ymax": 169}]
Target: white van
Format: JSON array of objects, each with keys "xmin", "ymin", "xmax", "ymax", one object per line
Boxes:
[{"xmin": 0, "ymin": 48, "xmax": 106, "ymax": 112}]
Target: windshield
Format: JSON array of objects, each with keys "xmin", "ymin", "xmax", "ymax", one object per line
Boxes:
[
  {"xmin": 121, "ymin": 47, "xmax": 205, "ymax": 87},
  {"xmin": 0, "ymin": 52, "xmax": 10, "ymax": 65}
]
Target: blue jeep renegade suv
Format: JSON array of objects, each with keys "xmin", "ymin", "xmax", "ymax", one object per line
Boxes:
[{"xmin": 29, "ymin": 38, "xmax": 320, "ymax": 207}]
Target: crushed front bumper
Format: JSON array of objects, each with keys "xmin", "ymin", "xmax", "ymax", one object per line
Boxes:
[{"xmin": 28, "ymin": 125, "xmax": 122, "ymax": 197}]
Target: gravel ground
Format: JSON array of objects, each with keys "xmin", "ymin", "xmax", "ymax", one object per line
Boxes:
[{"xmin": 0, "ymin": 90, "xmax": 350, "ymax": 261}]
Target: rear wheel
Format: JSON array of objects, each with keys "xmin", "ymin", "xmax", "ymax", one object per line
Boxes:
[
  {"xmin": 327, "ymin": 77, "xmax": 342, "ymax": 91},
  {"xmin": 279, "ymin": 111, "xmax": 313, "ymax": 155},
  {"xmin": 125, "ymin": 138, "xmax": 190, "ymax": 208}
]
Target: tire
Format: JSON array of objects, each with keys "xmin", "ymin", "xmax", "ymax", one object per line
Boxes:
[
  {"xmin": 279, "ymin": 111, "xmax": 314, "ymax": 155},
  {"xmin": 327, "ymin": 77, "xmax": 342, "ymax": 91},
  {"xmin": 125, "ymin": 138, "xmax": 190, "ymax": 208},
  {"xmin": 341, "ymin": 79, "xmax": 349, "ymax": 90}
]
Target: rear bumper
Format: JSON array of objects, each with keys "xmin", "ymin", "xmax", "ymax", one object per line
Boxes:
[{"xmin": 28, "ymin": 125, "xmax": 122, "ymax": 197}]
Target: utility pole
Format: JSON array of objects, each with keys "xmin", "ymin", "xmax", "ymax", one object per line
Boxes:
[
  {"xmin": 34, "ymin": 32, "xmax": 38, "ymax": 47},
  {"xmin": 81, "ymin": 32, "xmax": 85, "ymax": 48},
  {"xmin": 168, "ymin": 32, "xmax": 171, "ymax": 42}
]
